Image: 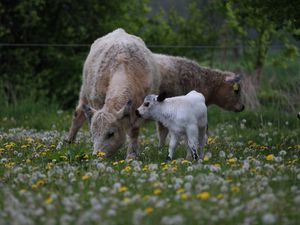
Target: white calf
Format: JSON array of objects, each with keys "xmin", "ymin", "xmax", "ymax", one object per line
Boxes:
[{"xmin": 136, "ymin": 90, "xmax": 207, "ymax": 161}]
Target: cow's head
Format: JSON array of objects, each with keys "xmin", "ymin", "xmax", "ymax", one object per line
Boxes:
[
  {"xmin": 83, "ymin": 101, "xmax": 132, "ymax": 156},
  {"xmin": 213, "ymin": 74, "xmax": 245, "ymax": 112}
]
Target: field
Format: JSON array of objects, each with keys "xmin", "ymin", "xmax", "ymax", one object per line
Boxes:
[
  {"xmin": 0, "ymin": 99, "xmax": 299, "ymax": 225},
  {"xmin": 1, "ymin": 54, "xmax": 300, "ymax": 225}
]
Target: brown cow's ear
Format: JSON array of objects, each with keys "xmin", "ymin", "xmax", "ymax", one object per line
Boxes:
[
  {"xmin": 82, "ymin": 104, "xmax": 96, "ymax": 123},
  {"xmin": 157, "ymin": 92, "xmax": 167, "ymax": 102},
  {"xmin": 116, "ymin": 100, "xmax": 132, "ymax": 120}
]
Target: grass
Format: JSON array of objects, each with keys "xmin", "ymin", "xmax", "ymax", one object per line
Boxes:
[
  {"xmin": 0, "ymin": 53, "xmax": 299, "ymax": 224},
  {"xmin": 0, "ymin": 99, "xmax": 299, "ymax": 224}
]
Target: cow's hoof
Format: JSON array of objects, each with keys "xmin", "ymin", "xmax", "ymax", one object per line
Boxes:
[{"xmin": 126, "ymin": 153, "xmax": 138, "ymax": 161}]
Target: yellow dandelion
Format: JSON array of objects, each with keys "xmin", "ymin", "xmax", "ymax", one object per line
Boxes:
[
  {"xmin": 207, "ymin": 136, "xmax": 216, "ymax": 145},
  {"xmin": 83, "ymin": 154, "xmax": 89, "ymax": 160},
  {"xmin": 97, "ymin": 151, "xmax": 106, "ymax": 158},
  {"xmin": 123, "ymin": 197, "xmax": 131, "ymax": 203},
  {"xmin": 144, "ymin": 207, "xmax": 153, "ymax": 214},
  {"xmin": 181, "ymin": 160, "xmax": 191, "ymax": 165},
  {"xmin": 214, "ymin": 163, "xmax": 221, "ymax": 168},
  {"xmin": 176, "ymin": 188, "xmax": 185, "ymax": 194},
  {"xmin": 60, "ymin": 155, "xmax": 68, "ymax": 161},
  {"xmin": 26, "ymin": 159, "xmax": 31, "ymax": 164},
  {"xmin": 227, "ymin": 158, "xmax": 237, "ymax": 164},
  {"xmin": 172, "ymin": 166, "xmax": 177, "ymax": 172},
  {"xmin": 112, "ymin": 161, "xmax": 119, "ymax": 166},
  {"xmin": 19, "ymin": 189, "xmax": 27, "ymax": 193},
  {"xmin": 81, "ymin": 175, "xmax": 91, "ymax": 181},
  {"xmin": 217, "ymin": 193, "xmax": 224, "ymax": 199},
  {"xmin": 203, "ymin": 155, "xmax": 209, "ymax": 161},
  {"xmin": 180, "ymin": 193, "xmax": 188, "ymax": 200},
  {"xmin": 196, "ymin": 191, "xmax": 210, "ymax": 200},
  {"xmin": 231, "ymin": 185, "xmax": 240, "ymax": 193},
  {"xmin": 119, "ymin": 160, "xmax": 125, "ymax": 164},
  {"xmin": 25, "ymin": 137, "xmax": 34, "ymax": 143},
  {"xmin": 153, "ymin": 188, "xmax": 162, "ymax": 195},
  {"xmin": 142, "ymin": 165, "xmax": 149, "ymax": 171},
  {"xmin": 266, "ymin": 154, "xmax": 274, "ymax": 161},
  {"xmin": 45, "ymin": 197, "xmax": 53, "ymax": 204},
  {"xmin": 118, "ymin": 186, "xmax": 127, "ymax": 193},
  {"xmin": 122, "ymin": 166, "xmax": 132, "ymax": 172}
]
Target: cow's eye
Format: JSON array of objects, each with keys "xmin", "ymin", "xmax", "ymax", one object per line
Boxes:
[
  {"xmin": 144, "ymin": 102, "xmax": 150, "ymax": 107},
  {"xmin": 107, "ymin": 131, "xmax": 114, "ymax": 139}
]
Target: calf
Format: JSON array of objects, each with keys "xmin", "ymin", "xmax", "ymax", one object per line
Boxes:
[{"xmin": 136, "ymin": 90, "xmax": 207, "ymax": 161}]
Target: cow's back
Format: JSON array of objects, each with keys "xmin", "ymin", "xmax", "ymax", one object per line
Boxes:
[{"xmin": 81, "ymin": 29, "xmax": 160, "ymax": 109}]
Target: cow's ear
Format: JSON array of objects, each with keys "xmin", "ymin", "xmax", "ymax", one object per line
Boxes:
[
  {"xmin": 116, "ymin": 100, "xmax": 132, "ymax": 119},
  {"xmin": 82, "ymin": 104, "xmax": 96, "ymax": 123},
  {"xmin": 157, "ymin": 92, "xmax": 167, "ymax": 102}
]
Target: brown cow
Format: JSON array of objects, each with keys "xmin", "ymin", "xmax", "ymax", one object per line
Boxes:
[
  {"xmin": 153, "ymin": 53, "xmax": 244, "ymax": 146},
  {"xmin": 66, "ymin": 29, "xmax": 160, "ymax": 159}
]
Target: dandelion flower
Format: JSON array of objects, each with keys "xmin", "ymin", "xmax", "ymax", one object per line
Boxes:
[
  {"xmin": 196, "ymin": 191, "xmax": 210, "ymax": 200},
  {"xmin": 266, "ymin": 154, "xmax": 274, "ymax": 161},
  {"xmin": 144, "ymin": 207, "xmax": 153, "ymax": 214}
]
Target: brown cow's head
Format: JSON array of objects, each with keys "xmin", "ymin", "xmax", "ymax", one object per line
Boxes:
[
  {"xmin": 214, "ymin": 74, "xmax": 245, "ymax": 112},
  {"xmin": 82, "ymin": 101, "xmax": 132, "ymax": 156}
]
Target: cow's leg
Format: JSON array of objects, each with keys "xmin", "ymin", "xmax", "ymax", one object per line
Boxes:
[
  {"xmin": 126, "ymin": 126, "xmax": 140, "ymax": 160},
  {"xmin": 186, "ymin": 126, "xmax": 199, "ymax": 161},
  {"xmin": 156, "ymin": 122, "xmax": 169, "ymax": 147},
  {"xmin": 66, "ymin": 104, "xmax": 86, "ymax": 143},
  {"xmin": 166, "ymin": 132, "xmax": 178, "ymax": 162}
]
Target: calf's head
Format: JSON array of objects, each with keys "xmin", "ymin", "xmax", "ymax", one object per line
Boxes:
[
  {"xmin": 214, "ymin": 74, "xmax": 245, "ymax": 112},
  {"xmin": 136, "ymin": 93, "xmax": 166, "ymax": 119},
  {"xmin": 83, "ymin": 101, "xmax": 132, "ymax": 156}
]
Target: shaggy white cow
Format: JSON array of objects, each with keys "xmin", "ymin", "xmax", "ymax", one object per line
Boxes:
[
  {"xmin": 66, "ymin": 28, "xmax": 160, "ymax": 159},
  {"xmin": 136, "ymin": 90, "xmax": 207, "ymax": 161}
]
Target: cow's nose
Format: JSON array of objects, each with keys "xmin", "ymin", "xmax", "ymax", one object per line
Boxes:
[{"xmin": 135, "ymin": 109, "xmax": 141, "ymax": 117}]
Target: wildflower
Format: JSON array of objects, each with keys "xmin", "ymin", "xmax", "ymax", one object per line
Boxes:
[
  {"xmin": 196, "ymin": 191, "xmax": 210, "ymax": 200},
  {"xmin": 181, "ymin": 160, "xmax": 191, "ymax": 165},
  {"xmin": 227, "ymin": 158, "xmax": 237, "ymax": 164},
  {"xmin": 180, "ymin": 193, "xmax": 188, "ymax": 200},
  {"xmin": 217, "ymin": 193, "xmax": 224, "ymax": 199},
  {"xmin": 144, "ymin": 207, "xmax": 153, "ymax": 214},
  {"xmin": 266, "ymin": 154, "xmax": 274, "ymax": 161},
  {"xmin": 81, "ymin": 175, "xmax": 91, "ymax": 181},
  {"xmin": 203, "ymin": 155, "xmax": 209, "ymax": 161},
  {"xmin": 60, "ymin": 155, "xmax": 68, "ymax": 161},
  {"xmin": 112, "ymin": 161, "xmax": 119, "ymax": 166},
  {"xmin": 122, "ymin": 166, "xmax": 132, "ymax": 172},
  {"xmin": 262, "ymin": 213, "xmax": 276, "ymax": 224},
  {"xmin": 176, "ymin": 188, "xmax": 185, "ymax": 194},
  {"xmin": 97, "ymin": 151, "xmax": 106, "ymax": 158},
  {"xmin": 45, "ymin": 197, "xmax": 53, "ymax": 204},
  {"xmin": 32, "ymin": 179, "xmax": 45, "ymax": 189},
  {"xmin": 25, "ymin": 137, "xmax": 34, "ymax": 143},
  {"xmin": 231, "ymin": 185, "xmax": 240, "ymax": 193},
  {"xmin": 118, "ymin": 186, "xmax": 128, "ymax": 193},
  {"xmin": 154, "ymin": 188, "xmax": 162, "ymax": 195},
  {"xmin": 207, "ymin": 137, "xmax": 216, "ymax": 145}
]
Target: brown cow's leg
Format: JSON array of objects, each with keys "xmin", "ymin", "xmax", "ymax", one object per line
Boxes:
[
  {"xmin": 156, "ymin": 122, "xmax": 169, "ymax": 147},
  {"xmin": 126, "ymin": 127, "xmax": 139, "ymax": 160},
  {"xmin": 66, "ymin": 105, "xmax": 86, "ymax": 143}
]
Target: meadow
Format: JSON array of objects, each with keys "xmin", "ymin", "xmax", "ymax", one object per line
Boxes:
[{"xmin": 0, "ymin": 57, "xmax": 300, "ymax": 225}]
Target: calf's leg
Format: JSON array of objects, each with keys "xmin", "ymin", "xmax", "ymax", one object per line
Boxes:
[
  {"xmin": 166, "ymin": 132, "xmax": 178, "ymax": 161},
  {"xmin": 186, "ymin": 126, "xmax": 199, "ymax": 161},
  {"xmin": 156, "ymin": 122, "xmax": 169, "ymax": 147}
]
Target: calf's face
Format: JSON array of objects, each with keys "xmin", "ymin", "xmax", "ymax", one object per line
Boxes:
[
  {"xmin": 83, "ymin": 101, "xmax": 131, "ymax": 156},
  {"xmin": 215, "ymin": 75, "xmax": 245, "ymax": 112},
  {"xmin": 136, "ymin": 93, "xmax": 166, "ymax": 119}
]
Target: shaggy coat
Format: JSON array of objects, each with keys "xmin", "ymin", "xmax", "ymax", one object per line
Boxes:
[{"xmin": 66, "ymin": 29, "xmax": 160, "ymax": 158}]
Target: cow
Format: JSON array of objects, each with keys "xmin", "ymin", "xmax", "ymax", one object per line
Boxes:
[
  {"xmin": 154, "ymin": 53, "xmax": 244, "ymax": 146},
  {"xmin": 136, "ymin": 91, "xmax": 207, "ymax": 161},
  {"xmin": 66, "ymin": 28, "xmax": 160, "ymax": 159}
]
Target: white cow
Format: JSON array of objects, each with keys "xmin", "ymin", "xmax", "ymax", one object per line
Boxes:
[{"xmin": 136, "ymin": 90, "xmax": 207, "ymax": 161}]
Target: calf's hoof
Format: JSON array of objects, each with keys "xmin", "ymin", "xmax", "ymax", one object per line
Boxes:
[{"xmin": 165, "ymin": 156, "xmax": 172, "ymax": 163}]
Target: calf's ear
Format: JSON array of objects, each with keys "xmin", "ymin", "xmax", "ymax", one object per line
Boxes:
[
  {"xmin": 157, "ymin": 92, "xmax": 167, "ymax": 102},
  {"xmin": 82, "ymin": 104, "xmax": 96, "ymax": 123},
  {"xmin": 116, "ymin": 100, "xmax": 132, "ymax": 120}
]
